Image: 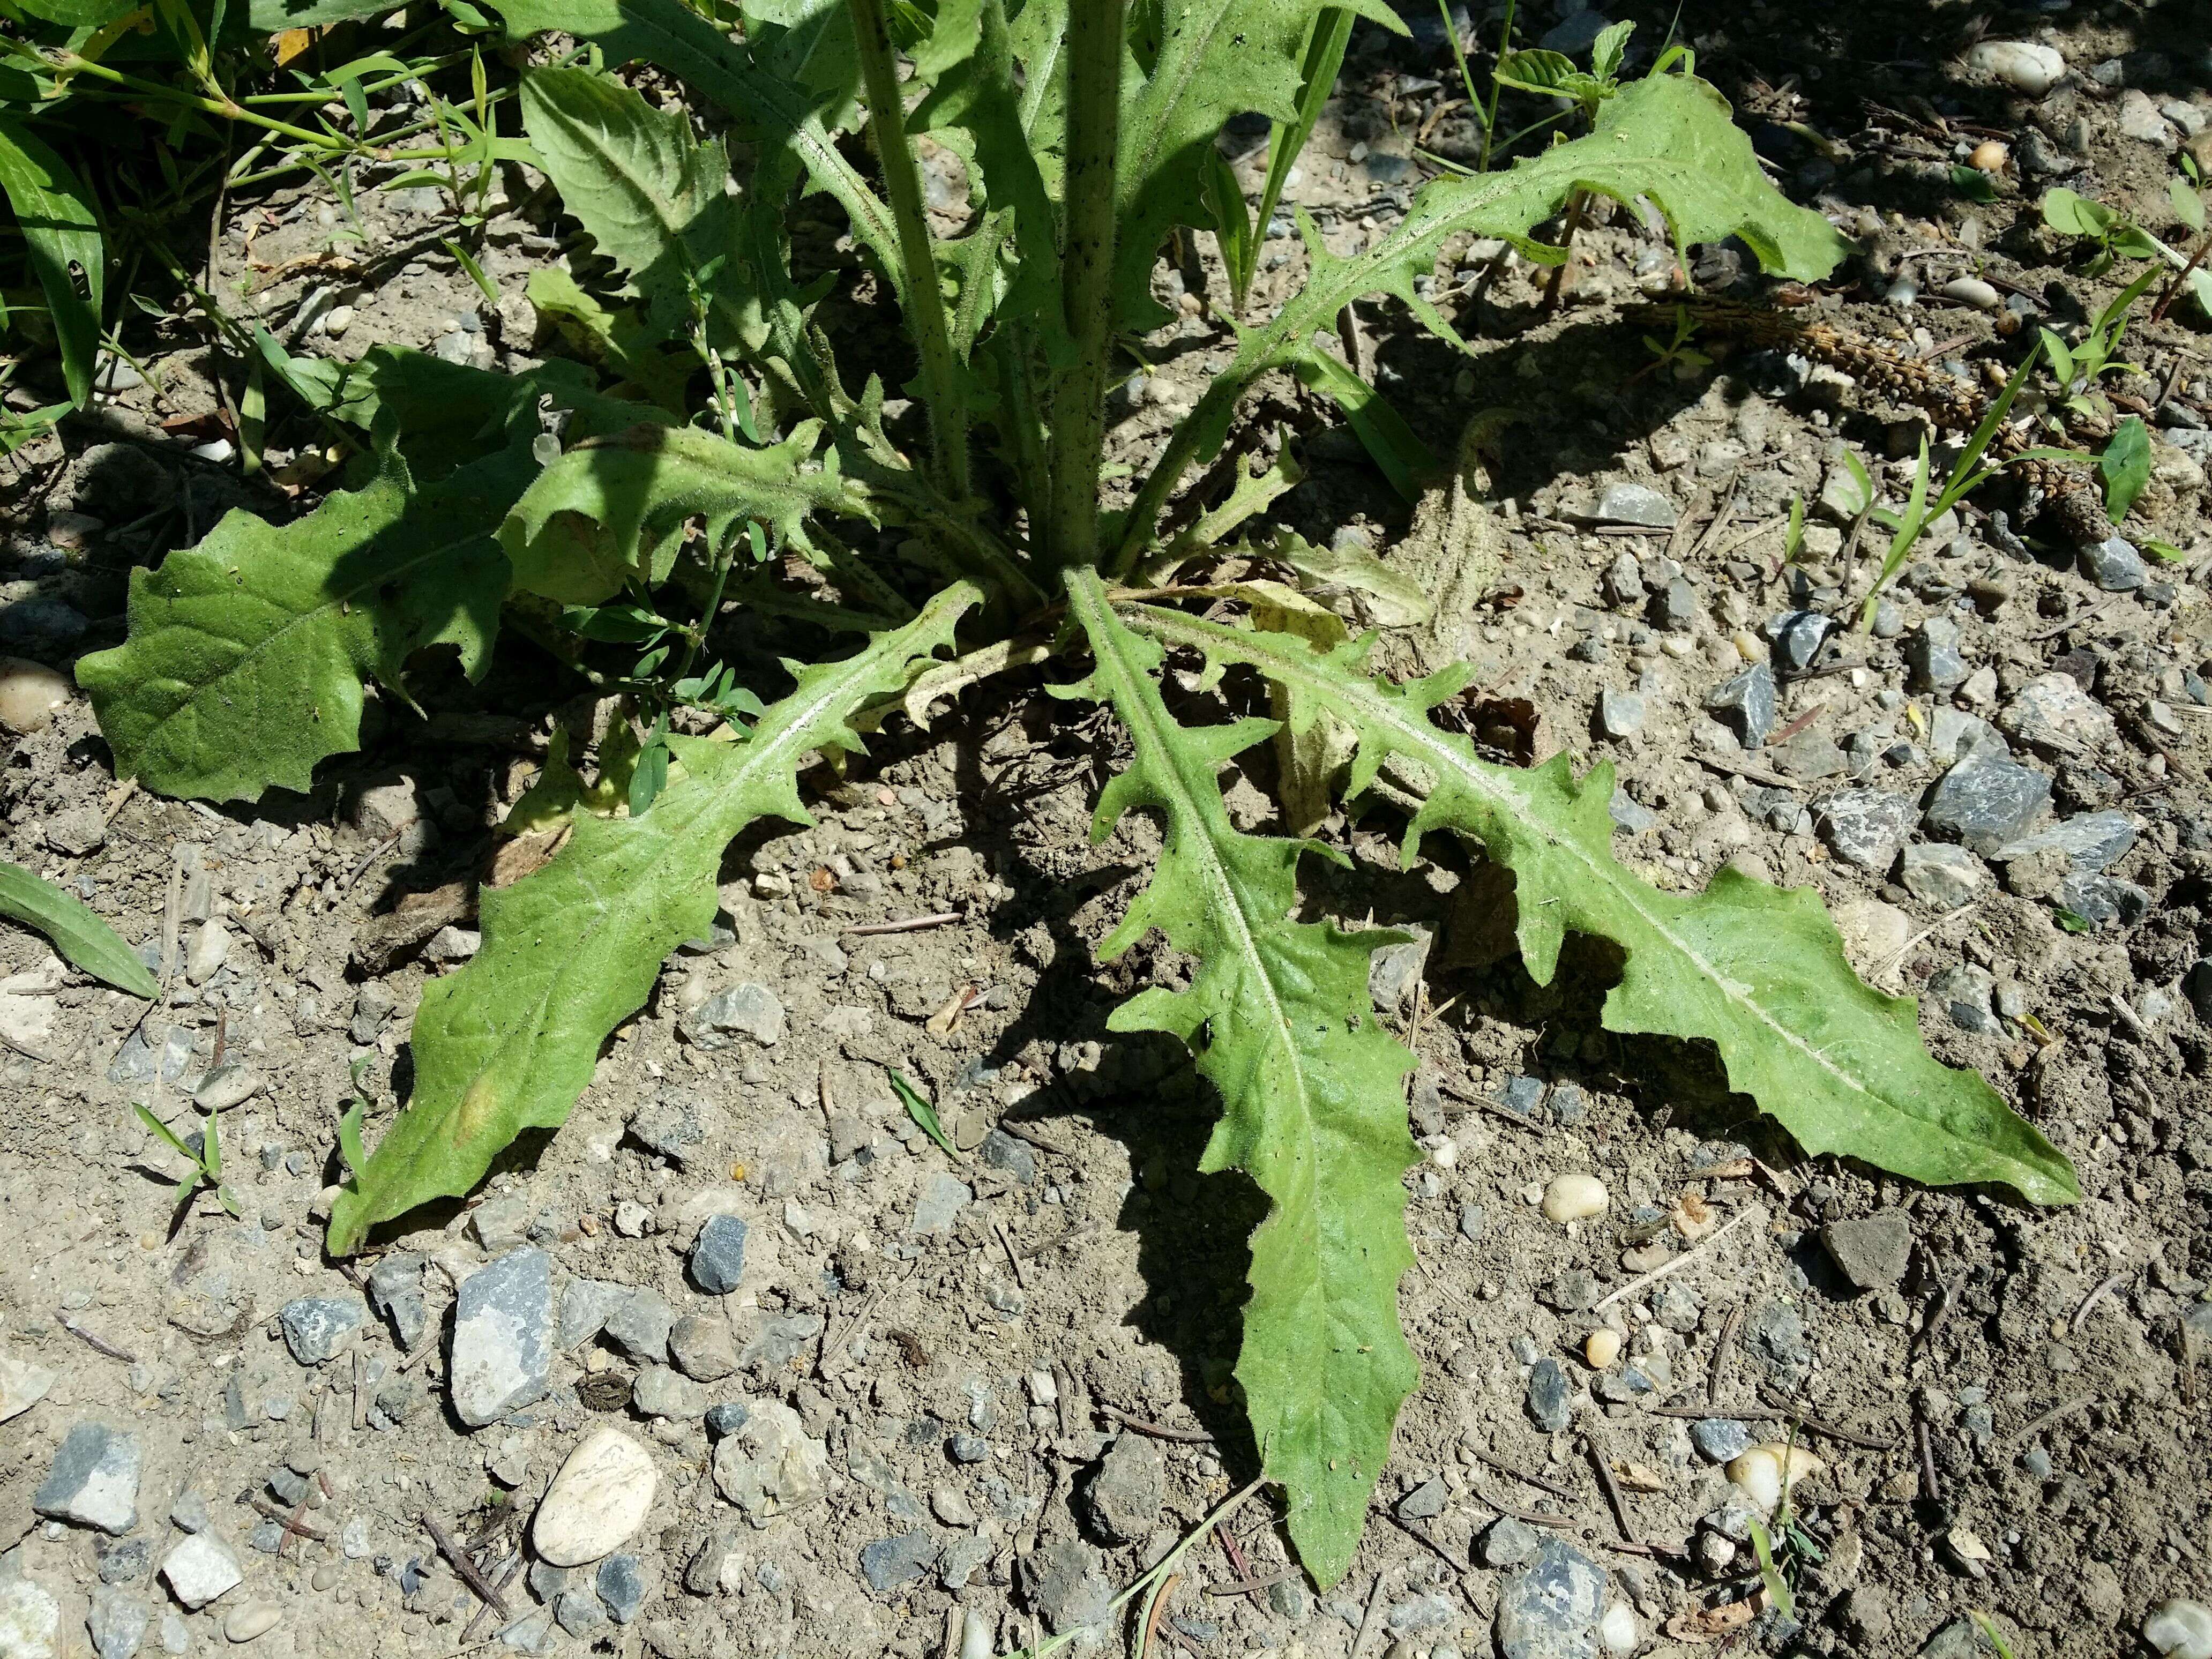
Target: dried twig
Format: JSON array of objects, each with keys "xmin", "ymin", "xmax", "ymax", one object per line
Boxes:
[
  {"xmin": 841, "ymin": 911, "xmax": 965, "ymax": 937},
  {"xmin": 422, "ymin": 1514, "xmax": 511, "ymax": 1621},
  {"xmin": 992, "ymin": 1217, "xmax": 1032, "ymax": 1292},
  {"xmin": 1463, "ymin": 1445, "xmax": 1578, "ymax": 1501},
  {"xmin": 1592, "ymin": 1205, "xmax": 1760, "ymax": 1312},
  {"xmin": 1582, "ymin": 1429, "xmax": 1640, "ymax": 1544},
  {"xmin": 58, "ymin": 1313, "xmax": 138, "ymax": 1363},
  {"xmin": 2007, "ymin": 1394, "xmax": 2096, "ymax": 1445},
  {"xmin": 1711, "ymin": 1302, "xmax": 1745, "ymax": 1406},
  {"xmin": 1096, "ymin": 1401, "xmax": 1212, "ymax": 1444}
]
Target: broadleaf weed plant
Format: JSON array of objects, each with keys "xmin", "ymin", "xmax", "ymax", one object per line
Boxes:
[{"xmin": 73, "ymin": 0, "xmax": 2082, "ymax": 1583}]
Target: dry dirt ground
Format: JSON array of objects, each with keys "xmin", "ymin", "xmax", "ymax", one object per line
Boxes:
[{"xmin": 5, "ymin": 3, "xmax": 2212, "ymax": 1659}]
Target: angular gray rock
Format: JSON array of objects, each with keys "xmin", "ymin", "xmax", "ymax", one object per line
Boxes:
[
  {"xmin": 1998, "ymin": 671, "xmax": 2117, "ymax": 751},
  {"xmin": 559, "ymin": 1279, "xmax": 630, "ymax": 1349},
  {"xmin": 2055, "ymin": 872, "xmax": 2150, "ymax": 929},
  {"xmin": 911, "ymin": 1174, "xmax": 972, "ymax": 1235},
  {"xmin": 449, "ymin": 1247, "xmax": 552, "ymax": 1428},
  {"xmin": 1496, "ymin": 1538, "xmax": 1608, "ymax": 1659},
  {"xmin": 1817, "ymin": 789, "xmax": 1915, "ymax": 872},
  {"xmin": 1525, "ymin": 1358, "xmax": 1572, "ymax": 1433},
  {"xmin": 1900, "ymin": 843, "xmax": 1983, "ymax": 911},
  {"xmin": 683, "ymin": 984, "xmax": 784, "ymax": 1048},
  {"xmin": 1821, "ymin": 1212, "xmax": 1914, "ymax": 1290},
  {"xmin": 160, "ymin": 1536, "xmax": 241, "ymax": 1610},
  {"xmin": 1924, "ymin": 756, "xmax": 2052, "ymax": 854},
  {"xmin": 1595, "ymin": 689, "xmax": 1645, "ymax": 739},
  {"xmin": 858, "ymin": 1533, "xmax": 940, "ymax": 1594},
  {"xmin": 278, "ymin": 1297, "xmax": 365, "ymax": 1365},
  {"xmin": 668, "ymin": 1314, "xmax": 740, "ymax": 1382},
  {"xmin": 2080, "ymin": 535, "xmax": 2146, "ymax": 592},
  {"xmin": 594, "ymin": 1555, "xmax": 653, "ymax": 1624},
  {"xmin": 1082, "ymin": 1434, "xmax": 1165, "ymax": 1544},
  {"xmin": 1993, "ymin": 810, "xmax": 2135, "ymax": 873},
  {"xmin": 364, "ymin": 1253, "xmax": 429, "ymax": 1351},
  {"xmin": 1690, "ymin": 1418, "xmax": 1749, "ymax": 1462},
  {"xmin": 1904, "ymin": 618, "xmax": 1968, "ymax": 692},
  {"xmin": 1704, "ymin": 664, "xmax": 1777, "ymax": 748},
  {"xmin": 690, "ymin": 1215, "xmax": 750, "ymax": 1295},
  {"xmin": 1591, "ymin": 482, "xmax": 1676, "ymax": 528},
  {"xmin": 1029, "ymin": 1538, "xmax": 1111, "ymax": 1635},
  {"xmin": 86, "ymin": 1586, "xmax": 148, "ymax": 1659},
  {"xmin": 602, "ymin": 1290, "xmax": 673, "ymax": 1365},
  {"xmin": 34, "ymin": 1423, "xmax": 141, "ymax": 1534},
  {"xmin": 1768, "ymin": 610, "xmax": 1833, "ymax": 672}
]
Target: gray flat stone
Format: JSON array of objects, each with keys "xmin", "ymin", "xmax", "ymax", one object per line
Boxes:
[
  {"xmin": 602, "ymin": 1290, "xmax": 673, "ymax": 1365},
  {"xmin": 1993, "ymin": 809, "xmax": 2135, "ymax": 872},
  {"xmin": 1525, "ymin": 1358, "xmax": 1572, "ymax": 1433},
  {"xmin": 1904, "ymin": 618, "xmax": 1968, "ymax": 692},
  {"xmin": 2080, "ymin": 535, "xmax": 2145, "ymax": 592},
  {"xmin": 1818, "ymin": 789, "xmax": 1915, "ymax": 872},
  {"xmin": 1704, "ymin": 664, "xmax": 1777, "ymax": 748},
  {"xmin": 911, "ymin": 1174, "xmax": 971, "ymax": 1235},
  {"xmin": 1496, "ymin": 1538, "xmax": 1608, "ymax": 1659},
  {"xmin": 449, "ymin": 1247, "xmax": 552, "ymax": 1428},
  {"xmin": 1821, "ymin": 1212, "xmax": 1914, "ymax": 1290},
  {"xmin": 34, "ymin": 1423, "xmax": 141, "ymax": 1534},
  {"xmin": 86, "ymin": 1586, "xmax": 147, "ymax": 1659},
  {"xmin": 1900, "ymin": 843, "xmax": 1983, "ymax": 910},
  {"xmin": 858, "ymin": 1533, "xmax": 939, "ymax": 1594},
  {"xmin": 690, "ymin": 1215, "xmax": 750, "ymax": 1295},
  {"xmin": 278, "ymin": 1297, "xmax": 365, "ymax": 1365},
  {"xmin": 1595, "ymin": 690, "xmax": 1645, "ymax": 739},
  {"xmin": 1082, "ymin": 1434, "xmax": 1164, "ymax": 1544},
  {"xmin": 559, "ymin": 1279, "xmax": 630, "ymax": 1349},
  {"xmin": 160, "ymin": 1536, "xmax": 241, "ymax": 1610},
  {"xmin": 1998, "ymin": 671, "xmax": 2118, "ymax": 751},
  {"xmin": 1029, "ymin": 1538, "xmax": 1110, "ymax": 1635},
  {"xmin": 1924, "ymin": 756, "xmax": 2052, "ymax": 854},
  {"xmin": 1590, "ymin": 482, "xmax": 1677, "ymax": 527},
  {"xmin": 364, "ymin": 1254, "xmax": 428, "ymax": 1351}
]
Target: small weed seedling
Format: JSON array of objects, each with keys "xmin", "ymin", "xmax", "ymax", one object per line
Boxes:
[
  {"xmin": 77, "ymin": 0, "xmax": 2080, "ymax": 1582},
  {"xmin": 134, "ymin": 1102, "xmax": 238, "ymax": 1233},
  {"xmin": 2042, "ymin": 185, "xmax": 2160, "ymax": 274},
  {"xmin": 1855, "ymin": 341, "xmax": 2042, "ymax": 630}
]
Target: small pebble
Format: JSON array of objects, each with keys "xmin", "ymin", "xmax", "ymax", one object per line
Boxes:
[
  {"xmin": 1941, "ymin": 276, "xmax": 2001, "ymax": 311},
  {"xmin": 1541, "ymin": 1173, "xmax": 1609, "ymax": 1224},
  {"xmin": 1726, "ymin": 1444, "xmax": 1824, "ymax": 1513},
  {"xmin": 222, "ymin": 1606, "xmax": 280, "ymax": 1644},
  {"xmin": 1583, "ymin": 1329, "xmax": 1622, "ymax": 1369}
]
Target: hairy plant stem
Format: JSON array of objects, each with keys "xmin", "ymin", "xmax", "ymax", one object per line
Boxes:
[
  {"xmin": 846, "ymin": 0, "xmax": 972, "ymax": 502},
  {"xmin": 1043, "ymin": 0, "xmax": 1126, "ymax": 570}
]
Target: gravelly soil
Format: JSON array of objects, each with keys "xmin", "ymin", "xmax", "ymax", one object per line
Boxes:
[{"xmin": 4, "ymin": 4, "xmax": 2212, "ymax": 1659}]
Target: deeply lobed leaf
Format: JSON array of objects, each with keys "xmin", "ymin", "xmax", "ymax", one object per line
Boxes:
[
  {"xmin": 498, "ymin": 422, "xmax": 870, "ymax": 604},
  {"xmin": 326, "ymin": 582, "xmax": 976, "ymax": 1255},
  {"xmin": 1062, "ymin": 571, "xmax": 1417, "ymax": 1588},
  {"xmin": 1126, "ymin": 606, "xmax": 2081, "ymax": 1207},
  {"xmin": 1119, "ymin": 71, "xmax": 1854, "ymax": 553}
]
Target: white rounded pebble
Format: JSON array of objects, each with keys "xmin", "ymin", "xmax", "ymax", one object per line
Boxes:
[
  {"xmin": 1726, "ymin": 1443, "xmax": 1825, "ymax": 1514},
  {"xmin": 1541, "ymin": 1173, "xmax": 1609, "ymax": 1224},
  {"xmin": 1598, "ymin": 1602, "xmax": 1640, "ymax": 1655},
  {"xmin": 1966, "ymin": 40, "xmax": 2065, "ymax": 96},
  {"xmin": 1941, "ymin": 276, "xmax": 2001, "ymax": 311},
  {"xmin": 222, "ymin": 1605, "xmax": 281, "ymax": 1643},
  {"xmin": 532, "ymin": 1425, "xmax": 657, "ymax": 1566},
  {"xmin": 2145, "ymin": 1601, "xmax": 2212, "ymax": 1659},
  {"xmin": 1583, "ymin": 1328, "xmax": 1623, "ymax": 1369},
  {"xmin": 0, "ymin": 657, "xmax": 71, "ymax": 735}
]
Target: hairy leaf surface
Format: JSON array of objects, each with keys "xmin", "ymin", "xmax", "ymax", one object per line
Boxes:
[
  {"xmin": 326, "ymin": 584, "xmax": 975, "ymax": 1254},
  {"xmin": 1128, "ymin": 607, "xmax": 2081, "ymax": 1206},
  {"xmin": 1062, "ymin": 571, "xmax": 1417, "ymax": 1587},
  {"xmin": 0, "ymin": 860, "xmax": 158, "ymax": 999},
  {"xmin": 519, "ymin": 67, "xmax": 737, "ymax": 330},
  {"xmin": 491, "ymin": 0, "xmax": 905, "ymax": 300},
  {"xmin": 78, "ymin": 442, "xmax": 533, "ymax": 803},
  {"xmin": 499, "ymin": 423, "xmax": 869, "ymax": 604},
  {"xmin": 1120, "ymin": 72, "xmax": 1852, "ymax": 551}
]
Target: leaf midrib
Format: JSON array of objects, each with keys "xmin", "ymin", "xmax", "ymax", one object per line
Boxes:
[
  {"xmin": 1138, "ymin": 608, "xmax": 2054, "ymax": 1188},
  {"xmin": 1072, "ymin": 576, "xmax": 1339, "ymax": 1395}
]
